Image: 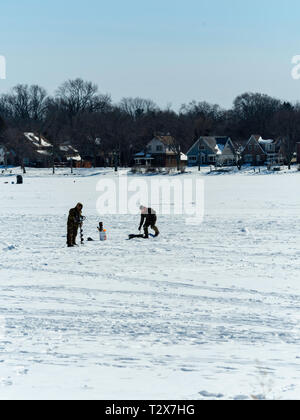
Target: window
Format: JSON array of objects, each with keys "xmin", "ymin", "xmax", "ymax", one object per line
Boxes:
[
  {"xmin": 244, "ymin": 154, "xmax": 253, "ymax": 163},
  {"xmin": 189, "ymin": 156, "xmax": 197, "ymax": 161},
  {"xmin": 156, "ymin": 145, "xmax": 163, "ymax": 152},
  {"xmin": 268, "ymin": 144, "xmax": 274, "ymax": 152}
]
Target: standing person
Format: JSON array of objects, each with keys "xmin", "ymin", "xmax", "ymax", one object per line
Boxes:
[
  {"xmin": 67, "ymin": 203, "xmax": 83, "ymax": 247},
  {"xmin": 138, "ymin": 206, "xmax": 160, "ymax": 239}
]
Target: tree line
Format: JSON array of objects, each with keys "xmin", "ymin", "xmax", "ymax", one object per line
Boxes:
[{"xmin": 0, "ymin": 78, "xmax": 300, "ymax": 166}]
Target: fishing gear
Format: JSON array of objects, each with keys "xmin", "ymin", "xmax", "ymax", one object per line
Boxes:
[{"xmin": 77, "ymin": 215, "xmax": 86, "ymax": 245}]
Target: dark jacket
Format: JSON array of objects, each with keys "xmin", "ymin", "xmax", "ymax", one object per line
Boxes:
[
  {"xmin": 139, "ymin": 208, "xmax": 157, "ymax": 229},
  {"xmin": 68, "ymin": 207, "xmax": 82, "ymax": 226}
]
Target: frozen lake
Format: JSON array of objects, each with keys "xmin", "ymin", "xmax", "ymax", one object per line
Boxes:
[{"xmin": 0, "ymin": 167, "xmax": 300, "ymax": 400}]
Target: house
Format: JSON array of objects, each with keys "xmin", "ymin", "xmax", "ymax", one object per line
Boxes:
[
  {"xmin": 134, "ymin": 134, "xmax": 187, "ymax": 169},
  {"xmin": 58, "ymin": 143, "xmax": 82, "ymax": 166},
  {"xmin": 21, "ymin": 132, "xmax": 53, "ymax": 167},
  {"xmin": 242, "ymin": 135, "xmax": 284, "ymax": 166},
  {"xmin": 187, "ymin": 136, "xmax": 236, "ymax": 167},
  {"xmin": 21, "ymin": 133, "xmax": 84, "ymax": 168}
]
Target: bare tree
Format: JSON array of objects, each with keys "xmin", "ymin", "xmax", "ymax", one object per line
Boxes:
[
  {"xmin": 233, "ymin": 92, "xmax": 282, "ymax": 136},
  {"xmin": 56, "ymin": 78, "xmax": 111, "ymax": 119},
  {"xmin": 119, "ymin": 97, "xmax": 158, "ymax": 119},
  {"xmin": 0, "ymin": 84, "xmax": 48, "ymax": 122},
  {"xmin": 271, "ymin": 103, "xmax": 300, "ymax": 169}
]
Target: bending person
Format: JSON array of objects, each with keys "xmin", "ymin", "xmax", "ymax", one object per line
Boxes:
[{"xmin": 138, "ymin": 206, "xmax": 160, "ymax": 239}]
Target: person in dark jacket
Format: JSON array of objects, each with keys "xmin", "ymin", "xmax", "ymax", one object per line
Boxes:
[
  {"xmin": 67, "ymin": 203, "xmax": 83, "ymax": 247},
  {"xmin": 138, "ymin": 206, "xmax": 160, "ymax": 238}
]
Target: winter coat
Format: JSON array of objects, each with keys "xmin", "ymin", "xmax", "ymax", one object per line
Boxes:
[
  {"xmin": 68, "ymin": 207, "xmax": 82, "ymax": 227},
  {"xmin": 139, "ymin": 208, "xmax": 157, "ymax": 229}
]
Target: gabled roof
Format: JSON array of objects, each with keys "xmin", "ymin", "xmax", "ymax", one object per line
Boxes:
[
  {"xmin": 187, "ymin": 136, "xmax": 233, "ymax": 156},
  {"xmin": 22, "ymin": 132, "xmax": 52, "ymax": 157},
  {"xmin": 201, "ymin": 137, "xmax": 219, "ymax": 151},
  {"xmin": 24, "ymin": 132, "xmax": 52, "ymax": 148},
  {"xmin": 258, "ymin": 138, "xmax": 275, "ymax": 145},
  {"xmin": 152, "ymin": 135, "xmax": 175, "ymax": 146},
  {"xmin": 251, "ymin": 134, "xmax": 262, "ymax": 141},
  {"xmin": 59, "ymin": 144, "xmax": 81, "ymax": 161},
  {"xmin": 243, "ymin": 135, "xmax": 265, "ymax": 154},
  {"xmin": 242, "ymin": 134, "xmax": 279, "ymax": 155},
  {"xmin": 180, "ymin": 153, "xmax": 188, "ymax": 161},
  {"xmin": 215, "ymin": 137, "xmax": 230, "ymax": 154}
]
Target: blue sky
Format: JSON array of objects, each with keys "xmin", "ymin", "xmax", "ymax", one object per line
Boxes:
[{"xmin": 1, "ymin": 0, "xmax": 300, "ymax": 109}]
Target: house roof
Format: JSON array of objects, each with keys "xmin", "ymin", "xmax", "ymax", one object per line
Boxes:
[
  {"xmin": 24, "ymin": 132, "xmax": 52, "ymax": 148},
  {"xmin": 258, "ymin": 138, "xmax": 275, "ymax": 145},
  {"xmin": 215, "ymin": 138, "xmax": 229, "ymax": 154},
  {"xmin": 37, "ymin": 149, "xmax": 52, "ymax": 156},
  {"xmin": 21, "ymin": 132, "xmax": 53, "ymax": 159},
  {"xmin": 202, "ymin": 136, "xmax": 232, "ymax": 154},
  {"xmin": 22, "ymin": 133, "xmax": 83, "ymax": 161},
  {"xmin": 251, "ymin": 134, "xmax": 262, "ymax": 141},
  {"xmin": 58, "ymin": 144, "xmax": 81, "ymax": 161},
  {"xmin": 243, "ymin": 135, "xmax": 267, "ymax": 154},
  {"xmin": 186, "ymin": 136, "xmax": 232, "ymax": 156},
  {"xmin": 180, "ymin": 153, "xmax": 188, "ymax": 161},
  {"xmin": 153, "ymin": 135, "xmax": 175, "ymax": 146}
]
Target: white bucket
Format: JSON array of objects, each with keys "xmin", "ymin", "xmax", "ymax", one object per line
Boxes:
[{"xmin": 100, "ymin": 230, "xmax": 107, "ymax": 241}]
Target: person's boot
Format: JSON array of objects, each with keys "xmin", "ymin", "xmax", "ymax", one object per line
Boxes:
[{"xmin": 153, "ymin": 226, "xmax": 160, "ymax": 237}]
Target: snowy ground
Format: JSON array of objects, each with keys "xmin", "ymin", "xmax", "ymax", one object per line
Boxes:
[{"xmin": 0, "ymin": 166, "xmax": 300, "ymax": 400}]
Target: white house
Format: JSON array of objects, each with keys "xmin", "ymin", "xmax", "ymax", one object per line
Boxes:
[{"xmin": 134, "ymin": 134, "xmax": 187, "ymax": 168}]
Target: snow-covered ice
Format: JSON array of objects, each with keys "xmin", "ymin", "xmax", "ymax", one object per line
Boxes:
[{"xmin": 0, "ymin": 166, "xmax": 300, "ymax": 400}]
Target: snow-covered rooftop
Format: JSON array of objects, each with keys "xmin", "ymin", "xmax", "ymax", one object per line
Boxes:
[
  {"xmin": 215, "ymin": 144, "xmax": 225, "ymax": 155},
  {"xmin": 258, "ymin": 138, "xmax": 275, "ymax": 145},
  {"xmin": 36, "ymin": 149, "xmax": 52, "ymax": 156},
  {"xmin": 180, "ymin": 153, "xmax": 188, "ymax": 161},
  {"xmin": 66, "ymin": 154, "xmax": 81, "ymax": 161},
  {"xmin": 24, "ymin": 133, "xmax": 52, "ymax": 148}
]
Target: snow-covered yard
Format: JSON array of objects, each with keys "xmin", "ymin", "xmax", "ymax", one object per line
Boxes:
[{"xmin": 0, "ymin": 166, "xmax": 300, "ymax": 400}]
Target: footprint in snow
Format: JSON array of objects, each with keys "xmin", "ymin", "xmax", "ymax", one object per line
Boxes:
[
  {"xmin": 2, "ymin": 245, "xmax": 16, "ymax": 251},
  {"xmin": 199, "ymin": 390, "xmax": 224, "ymax": 399},
  {"xmin": 240, "ymin": 227, "xmax": 250, "ymax": 235},
  {"xmin": 14, "ymin": 367, "xmax": 29, "ymax": 375},
  {"xmin": 0, "ymin": 377, "xmax": 13, "ymax": 386}
]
